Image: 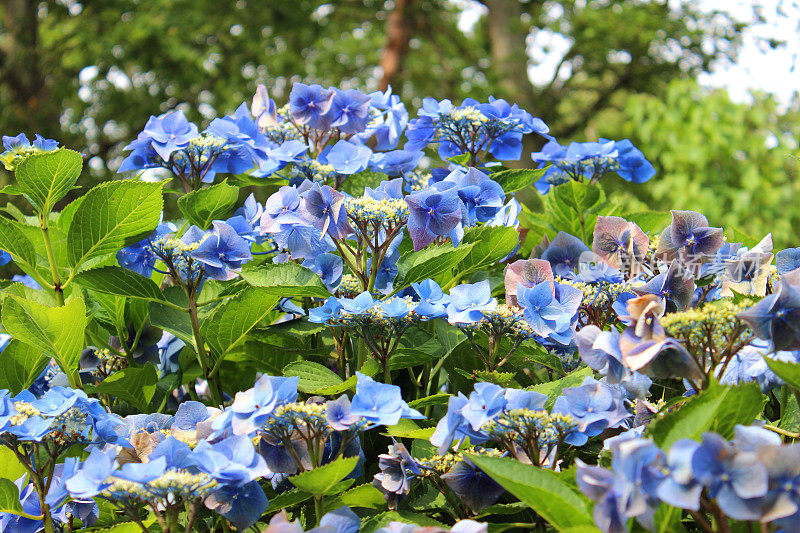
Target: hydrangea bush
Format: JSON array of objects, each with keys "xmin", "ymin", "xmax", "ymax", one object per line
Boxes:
[{"xmin": 0, "ymin": 81, "xmax": 798, "ymax": 533}]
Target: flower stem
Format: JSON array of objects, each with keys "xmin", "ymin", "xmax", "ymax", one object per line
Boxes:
[
  {"xmin": 187, "ymin": 293, "xmax": 223, "ymax": 408},
  {"xmin": 41, "ymin": 221, "xmax": 64, "ymax": 307}
]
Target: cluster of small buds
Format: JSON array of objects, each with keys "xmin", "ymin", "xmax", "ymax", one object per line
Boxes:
[
  {"xmin": 767, "ymin": 268, "xmax": 781, "ymax": 292},
  {"xmin": 151, "ymin": 236, "xmax": 205, "ymax": 283},
  {"xmin": 9, "ymin": 402, "xmax": 40, "ymax": 426},
  {"xmin": 418, "ymin": 447, "xmax": 504, "ymax": 477},
  {"xmin": 475, "ymin": 305, "xmax": 535, "ymax": 341},
  {"xmin": 661, "ymin": 299, "xmax": 751, "ymax": 349},
  {"xmin": 344, "ymin": 196, "xmax": 409, "ymax": 230},
  {"xmin": 557, "ymin": 277, "xmax": 630, "ymax": 308},
  {"xmin": 105, "ymin": 471, "xmax": 218, "ymax": 502},
  {"xmin": 337, "ymin": 274, "xmax": 362, "ymax": 298},
  {"xmin": 91, "ymin": 348, "xmax": 128, "ymax": 380},
  {"xmin": 483, "ymin": 409, "xmax": 576, "ymax": 448},
  {"xmin": 406, "ymin": 171, "xmax": 430, "ymax": 191},
  {"xmin": 446, "ymin": 106, "xmax": 490, "ymax": 127},
  {"xmin": 49, "ymin": 407, "xmax": 89, "ymax": 445},
  {"xmin": 171, "ymin": 135, "xmax": 230, "ymax": 167},
  {"xmin": 264, "ymin": 402, "xmax": 332, "ymax": 442},
  {"xmin": 0, "ymin": 145, "xmax": 45, "ymax": 171}
]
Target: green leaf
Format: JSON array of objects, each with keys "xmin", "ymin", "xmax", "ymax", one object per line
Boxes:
[
  {"xmin": 1, "ymin": 296, "xmax": 87, "ymax": 387},
  {"xmin": 243, "ymin": 342, "xmax": 320, "ymax": 375},
  {"xmin": 0, "ymin": 478, "xmax": 35, "ymax": 519},
  {"xmin": 15, "ymin": 148, "xmax": 82, "ymax": 214},
  {"xmin": 328, "ymin": 483, "xmax": 386, "ymax": 510},
  {"xmin": 0, "ymin": 448, "xmax": 27, "ymax": 481},
  {"xmin": 240, "ymin": 262, "xmax": 331, "ymax": 298},
  {"xmin": 408, "ymin": 393, "xmax": 451, "ymax": 410},
  {"xmin": 149, "ymin": 287, "xmax": 194, "ymax": 348},
  {"xmin": 90, "ymin": 364, "xmax": 159, "ymax": 412},
  {"xmin": 0, "ymin": 340, "xmax": 50, "ymax": 395},
  {"xmin": 624, "ymin": 211, "xmax": 671, "ymax": 234},
  {"xmin": 765, "ymin": 359, "xmax": 800, "ymax": 392},
  {"xmin": 201, "ymin": 288, "xmax": 280, "ymax": 358},
  {"xmin": 489, "ymin": 167, "xmax": 548, "ymax": 194},
  {"xmin": 384, "ymin": 419, "xmax": 434, "ymax": 440},
  {"xmin": 456, "ymin": 225, "xmax": 519, "ymax": 277},
  {"xmin": 289, "ymin": 456, "xmax": 359, "ymax": 495},
  {"xmin": 74, "ymin": 266, "xmax": 166, "ymax": 302},
  {"xmin": 388, "ymin": 348, "xmax": 435, "ymax": 370},
  {"xmin": 395, "ymin": 242, "xmax": 474, "ymax": 289},
  {"xmin": 264, "ymin": 489, "xmax": 312, "ymax": 515},
  {"xmin": 283, "ymin": 361, "xmax": 347, "ymax": 394},
  {"xmin": 530, "ymin": 367, "xmax": 593, "ymax": 409},
  {"xmin": 67, "ymin": 180, "xmax": 163, "ymax": 269},
  {"xmin": 0, "ymin": 217, "xmax": 37, "ymax": 269},
  {"xmin": 176, "ymin": 180, "xmax": 239, "ymax": 229},
  {"xmin": 647, "ymin": 381, "xmax": 765, "ymax": 449},
  {"xmin": 467, "ymin": 455, "xmax": 596, "ymax": 532},
  {"xmin": 341, "ymin": 170, "xmax": 389, "ymax": 196}
]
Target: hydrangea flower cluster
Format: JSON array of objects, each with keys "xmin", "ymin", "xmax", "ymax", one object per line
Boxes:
[{"xmin": 5, "ymin": 78, "xmax": 800, "ymax": 533}]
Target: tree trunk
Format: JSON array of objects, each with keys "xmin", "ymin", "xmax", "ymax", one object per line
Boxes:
[
  {"xmin": 378, "ymin": 0, "xmax": 415, "ymax": 91},
  {"xmin": 1, "ymin": 0, "xmax": 48, "ymax": 131}
]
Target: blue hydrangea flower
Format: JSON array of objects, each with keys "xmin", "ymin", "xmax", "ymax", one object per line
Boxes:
[
  {"xmin": 690, "ymin": 432, "xmax": 768, "ymax": 520},
  {"xmin": 777, "ymin": 248, "xmax": 800, "ymax": 276},
  {"xmin": 441, "ymin": 458, "xmax": 506, "ymax": 513},
  {"xmin": 552, "ymin": 377, "xmax": 631, "ymax": 446},
  {"xmin": 592, "ymin": 216, "xmax": 649, "ymax": 272},
  {"xmin": 191, "ymin": 221, "xmax": 253, "ymax": 281},
  {"xmin": 446, "ymin": 280, "xmax": 497, "ymax": 324},
  {"xmin": 216, "ymin": 375, "xmax": 299, "ymax": 436},
  {"xmin": 121, "ymin": 110, "xmax": 200, "ymax": 164},
  {"xmin": 517, "ymin": 280, "xmax": 582, "ymax": 346},
  {"xmin": 327, "ymin": 89, "xmax": 372, "ymax": 134},
  {"xmin": 369, "ymin": 149, "xmax": 424, "ymax": 176},
  {"xmin": 289, "ymin": 83, "xmax": 335, "ymax": 129},
  {"xmin": 309, "ymin": 296, "xmax": 344, "ymax": 323},
  {"xmin": 405, "ymin": 186, "xmax": 465, "ymax": 251},
  {"xmin": 541, "ymin": 232, "xmax": 591, "ymax": 278},
  {"xmin": 411, "ymin": 279, "xmax": 450, "ymax": 319},
  {"xmin": 323, "ymin": 139, "xmax": 373, "ymax": 175},
  {"xmin": 738, "ymin": 278, "xmax": 800, "ymax": 352},
  {"xmin": 64, "ymin": 448, "xmax": 118, "ymax": 498},
  {"xmin": 346, "ymin": 373, "xmax": 424, "ymax": 427},
  {"xmin": 443, "ymin": 167, "xmax": 506, "ymax": 225},
  {"xmin": 193, "ymin": 435, "xmax": 269, "ymax": 487},
  {"xmin": 299, "ymin": 181, "xmax": 353, "ymax": 240},
  {"xmin": 205, "ymin": 480, "xmax": 268, "ymax": 531},
  {"xmin": 656, "ymin": 210, "xmax": 725, "ymax": 264}
]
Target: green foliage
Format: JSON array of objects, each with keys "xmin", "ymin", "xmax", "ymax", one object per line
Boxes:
[
  {"xmin": 66, "ymin": 180, "xmax": 163, "ymax": 270},
  {"xmin": 289, "ymin": 456, "xmax": 359, "ymax": 495},
  {"xmin": 467, "ymin": 455, "xmax": 597, "ymax": 531},
  {"xmin": 490, "ymin": 168, "xmax": 548, "ymax": 194},
  {"xmin": 89, "ymin": 364, "xmax": 160, "ymax": 412},
  {"xmin": 14, "ymin": 148, "xmax": 82, "ymax": 216},
  {"xmin": 0, "ymin": 478, "xmax": 32, "ymax": 519},
  {"xmin": 395, "ymin": 242, "xmax": 474, "ymax": 290},
  {"xmin": 283, "ymin": 361, "xmax": 355, "ymax": 395},
  {"xmin": 241, "ymin": 262, "xmax": 331, "ymax": 299},
  {"xmin": 647, "ymin": 381, "xmax": 765, "ymax": 449},
  {"xmin": 75, "ymin": 265, "xmax": 166, "ymax": 302},
  {"xmin": 1, "ymin": 295, "xmax": 87, "ymax": 387},
  {"xmin": 0, "ymin": 339, "xmax": 51, "ymax": 395},
  {"xmin": 201, "ymin": 288, "xmax": 280, "ymax": 358},
  {"xmin": 177, "ymin": 180, "xmax": 239, "ymax": 229},
  {"xmin": 765, "ymin": 358, "xmax": 800, "ymax": 392},
  {"xmin": 597, "ymin": 79, "xmax": 800, "ymax": 247}
]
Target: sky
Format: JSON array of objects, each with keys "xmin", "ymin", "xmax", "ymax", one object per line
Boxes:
[{"xmin": 457, "ymin": 0, "xmax": 800, "ymax": 105}]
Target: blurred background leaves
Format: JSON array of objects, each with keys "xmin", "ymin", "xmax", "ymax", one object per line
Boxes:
[{"xmin": 1, "ymin": 0, "xmax": 798, "ymax": 243}]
